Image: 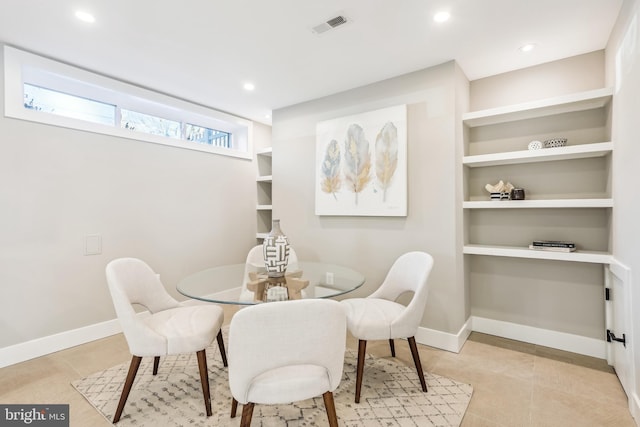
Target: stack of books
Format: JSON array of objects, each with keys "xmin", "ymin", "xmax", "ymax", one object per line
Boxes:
[{"xmin": 528, "ymin": 240, "xmax": 576, "ymax": 252}]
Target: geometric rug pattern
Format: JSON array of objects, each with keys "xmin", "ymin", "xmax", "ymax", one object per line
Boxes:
[{"xmin": 72, "ymin": 332, "xmax": 472, "ymax": 426}]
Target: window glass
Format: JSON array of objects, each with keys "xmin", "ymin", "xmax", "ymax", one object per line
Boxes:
[
  {"xmin": 5, "ymin": 46, "xmax": 253, "ymax": 158},
  {"xmin": 120, "ymin": 109, "xmax": 181, "ymax": 139},
  {"xmin": 185, "ymin": 123, "xmax": 231, "ymax": 148},
  {"xmin": 24, "ymin": 83, "xmax": 115, "ymax": 126}
]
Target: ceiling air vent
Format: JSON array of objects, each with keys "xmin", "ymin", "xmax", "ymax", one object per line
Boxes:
[{"xmin": 311, "ymin": 15, "xmax": 348, "ymax": 35}]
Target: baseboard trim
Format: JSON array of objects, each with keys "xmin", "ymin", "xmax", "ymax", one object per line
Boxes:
[
  {"xmin": 471, "ymin": 316, "xmax": 606, "ymax": 359},
  {"xmin": 0, "ymin": 319, "xmax": 122, "ymax": 369},
  {"xmin": 416, "ymin": 318, "xmax": 472, "ymax": 353}
]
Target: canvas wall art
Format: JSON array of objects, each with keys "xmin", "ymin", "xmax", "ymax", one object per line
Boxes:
[{"xmin": 315, "ymin": 105, "xmax": 407, "ymax": 216}]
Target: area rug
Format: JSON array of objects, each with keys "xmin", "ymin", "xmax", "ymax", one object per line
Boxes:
[{"xmin": 72, "ymin": 333, "xmax": 473, "ymax": 426}]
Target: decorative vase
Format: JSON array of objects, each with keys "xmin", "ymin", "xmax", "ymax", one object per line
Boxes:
[{"xmin": 263, "ymin": 219, "xmax": 290, "ymax": 278}]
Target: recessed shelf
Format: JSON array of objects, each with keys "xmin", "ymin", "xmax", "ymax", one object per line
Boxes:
[
  {"xmin": 257, "ymin": 175, "xmax": 273, "ymax": 182},
  {"xmin": 256, "ymin": 204, "xmax": 272, "ymax": 210},
  {"xmin": 463, "ymin": 198, "xmax": 613, "ymax": 209},
  {"xmin": 462, "ymin": 87, "xmax": 613, "ymax": 127},
  {"xmin": 463, "ymin": 244, "xmax": 612, "ymax": 264},
  {"xmin": 256, "ymin": 232, "xmax": 269, "ymax": 239},
  {"xmin": 256, "ymin": 147, "xmax": 272, "ymax": 157},
  {"xmin": 463, "ymin": 142, "xmax": 612, "ymax": 167}
]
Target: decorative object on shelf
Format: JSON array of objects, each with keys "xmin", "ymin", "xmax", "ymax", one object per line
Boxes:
[
  {"xmin": 485, "ymin": 180, "xmax": 514, "ymax": 200},
  {"xmin": 262, "ymin": 219, "xmax": 290, "ymax": 278},
  {"xmin": 527, "ymin": 140, "xmax": 543, "ymax": 150},
  {"xmin": 529, "ymin": 240, "xmax": 576, "ymax": 253},
  {"xmin": 510, "ymin": 188, "xmax": 525, "ymax": 200},
  {"xmin": 543, "ymin": 137, "xmax": 568, "ymax": 148}
]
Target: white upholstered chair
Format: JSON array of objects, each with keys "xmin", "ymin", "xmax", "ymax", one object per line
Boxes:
[
  {"xmin": 105, "ymin": 258, "xmax": 227, "ymax": 423},
  {"xmin": 228, "ymin": 299, "xmax": 346, "ymax": 426},
  {"xmin": 239, "ymin": 245, "xmax": 299, "ymax": 302},
  {"xmin": 340, "ymin": 251, "xmax": 434, "ymax": 403}
]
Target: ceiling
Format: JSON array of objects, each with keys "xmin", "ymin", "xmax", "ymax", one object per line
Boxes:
[{"xmin": 0, "ymin": 0, "xmax": 624, "ymax": 125}]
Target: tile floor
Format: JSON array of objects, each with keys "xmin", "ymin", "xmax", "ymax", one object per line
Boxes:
[{"xmin": 0, "ymin": 305, "xmax": 635, "ymax": 427}]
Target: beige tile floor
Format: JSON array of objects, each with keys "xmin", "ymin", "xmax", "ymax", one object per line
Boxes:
[{"xmin": 0, "ymin": 305, "xmax": 635, "ymax": 427}]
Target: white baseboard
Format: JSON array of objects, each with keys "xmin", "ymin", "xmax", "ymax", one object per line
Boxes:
[
  {"xmin": 0, "ymin": 319, "xmax": 122, "ymax": 369},
  {"xmin": 415, "ymin": 318, "xmax": 472, "ymax": 353},
  {"xmin": 631, "ymin": 392, "xmax": 640, "ymax": 424},
  {"xmin": 471, "ymin": 316, "xmax": 607, "ymax": 359}
]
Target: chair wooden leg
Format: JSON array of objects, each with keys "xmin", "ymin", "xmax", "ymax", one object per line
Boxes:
[
  {"xmin": 152, "ymin": 356, "xmax": 160, "ymax": 375},
  {"xmin": 217, "ymin": 330, "xmax": 228, "ymax": 367},
  {"xmin": 230, "ymin": 398, "xmax": 238, "ymax": 418},
  {"xmin": 355, "ymin": 339, "xmax": 367, "ymax": 403},
  {"xmin": 113, "ymin": 355, "xmax": 142, "ymax": 423},
  {"xmin": 389, "ymin": 339, "xmax": 396, "ymax": 357},
  {"xmin": 408, "ymin": 336, "xmax": 427, "ymax": 392},
  {"xmin": 240, "ymin": 402, "xmax": 254, "ymax": 427},
  {"xmin": 196, "ymin": 349, "xmax": 212, "ymax": 416},
  {"xmin": 323, "ymin": 391, "xmax": 339, "ymax": 427}
]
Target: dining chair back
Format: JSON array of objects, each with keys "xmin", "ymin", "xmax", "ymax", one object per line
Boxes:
[
  {"xmin": 106, "ymin": 257, "xmax": 227, "ymax": 422},
  {"xmin": 340, "ymin": 251, "xmax": 434, "ymax": 402},
  {"xmin": 228, "ymin": 298, "xmax": 346, "ymax": 426}
]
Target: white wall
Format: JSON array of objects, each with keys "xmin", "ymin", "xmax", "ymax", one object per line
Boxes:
[
  {"xmin": 271, "ymin": 62, "xmax": 467, "ymax": 338},
  {"xmin": 606, "ymin": 0, "xmax": 640, "ymax": 413},
  {"xmin": 0, "ymin": 52, "xmax": 268, "ymax": 354}
]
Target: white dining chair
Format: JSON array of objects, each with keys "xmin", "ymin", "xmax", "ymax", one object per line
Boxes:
[
  {"xmin": 340, "ymin": 251, "xmax": 434, "ymax": 403},
  {"xmin": 228, "ymin": 299, "xmax": 346, "ymax": 426},
  {"xmin": 105, "ymin": 257, "xmax": 227, "ymax": 423}
]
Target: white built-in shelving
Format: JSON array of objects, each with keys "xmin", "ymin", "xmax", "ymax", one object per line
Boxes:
[
  {"xmin": 256, "ymin": 147, "xmax": 273, "ymax": 240},
  {"xmin": 462, "ymin": 87, "xmax": 614, "ymax": 263}
]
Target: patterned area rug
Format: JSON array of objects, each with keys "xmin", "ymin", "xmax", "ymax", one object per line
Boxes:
[{"xmin": 72, "ymin": 334, "xmax": 473, "ymax": 426}]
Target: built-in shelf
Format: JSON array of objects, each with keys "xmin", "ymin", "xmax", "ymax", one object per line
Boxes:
[
  {"xmin": 463, "ymin": 244, "xmax": 612, "ymax": 264},
  {"xmin": 462, "ymin": 87, "xmax": 614, "ymax": 127},
  {"xmin": 463, "ymin": 142, "xmax": 613, "ymax": 168},
  {"xmin": 463, "ymin": 198, "xmax": 613, "ymax": 209},
  {"xmin": 256, "ymin": 147, "xmax": 272, "ymax": 156},
  {"xmin": 256, "ymin": 232, "xmax": 269, "ymax": 239},
  {"xmin": 257, "ymin": 175, "xmax": 273, "ymax": 182},
  {"xmin": 257, "ymin": 204, "xmax": 272, "ymax": 210}
]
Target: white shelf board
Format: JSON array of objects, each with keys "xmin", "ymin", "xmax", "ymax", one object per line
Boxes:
[
  {"xmin": 463, "ymin": 142, "xmax": 612, "ymax": 167},
  {"xmin": 256, "ymin": 233, "xmax": 268, "ymax": 239},
  {"xmin": 462, "ymin": 87, "xmax": 613, "ymax": 127},
  {"xmin": 463, "ymin": 198, "xmax": 613, "ymax": 209},
  {"xmin": 256, "ymin": 204, "xmax": 272, "ymax": 210},
  {"xmin": 256, "ymin": 147, "xmax": 272, "ymax": 156},
  {"xmin": 257, "ymin": 175, "xmax": 272, "ymax": 182},
  {"xmin": 463, "ymin": 244, "xmax": 612, "ymax": 264}
]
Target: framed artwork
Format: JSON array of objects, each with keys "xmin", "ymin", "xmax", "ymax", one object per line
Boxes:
[{"xmin": 315, "ymin": 104, "xmax": 407, "ymax": 216}]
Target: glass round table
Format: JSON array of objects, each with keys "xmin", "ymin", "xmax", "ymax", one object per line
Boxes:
[{"xmin": 177, "ymin": 261, "xmax": 365, "ymax": 305}]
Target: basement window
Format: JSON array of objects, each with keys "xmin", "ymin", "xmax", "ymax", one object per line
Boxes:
[{"xmin": 3, "ymin": 45, "xmax": 253, "ymax": 159}]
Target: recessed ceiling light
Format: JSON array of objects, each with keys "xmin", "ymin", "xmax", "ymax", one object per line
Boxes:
[
  {"xmin": 243, "ymin": 82, "xmax": 255, "ymax": 91},
  {"xmin": 75, "ymin": 10, "xmax": 95, "ymax": 23},
  {"xmin": 433, "ymin": 11, "xmax": 451, "ymax": 23},
  {"xmin": 519, "ymin": 43, "xmax": 536, "ymax": 53}
]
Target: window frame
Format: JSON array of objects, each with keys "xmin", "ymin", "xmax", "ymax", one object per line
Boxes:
[{"xmin": 3, "ymin": 45, "xmax": 253, "ymax": 159}]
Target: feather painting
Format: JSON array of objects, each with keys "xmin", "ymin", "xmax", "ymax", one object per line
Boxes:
[
  {"xmin": 375, "ymin": 121, "xmax": 398, "ymax": 202},
  {"xmin": 320, "ymin": 139, "xmax": 341, "ymax": 199},
  {"xmin": 344, "ymin": 124, "xmax": 371, "ymax": 205}
]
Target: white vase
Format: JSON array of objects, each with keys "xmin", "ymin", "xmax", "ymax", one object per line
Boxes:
[{"xmin": 262, "ymin": 219, "xmax": 290, "ymax": 278}]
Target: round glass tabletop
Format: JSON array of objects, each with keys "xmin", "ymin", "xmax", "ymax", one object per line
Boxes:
[{"xmin": 177, "ymin": 261, "xmax": 365, "ymax": 305}]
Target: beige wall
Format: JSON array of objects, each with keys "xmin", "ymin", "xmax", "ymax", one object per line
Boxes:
[
  {"xmin": 271, "ymin": 61, "xmax": 467, "ymax": 335},
  {"xmin": 0, "ymin": 51, "xmax": 268, "ymax": 348}
]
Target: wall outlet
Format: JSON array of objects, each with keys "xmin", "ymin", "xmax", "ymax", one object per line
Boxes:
[
  {"xmin": 84, "ymin": 234, "xmax": 102, "ymax": 255},
  {"xmin": 326, "ymin": 272, "xmax": 334, "ymax": 285}
]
